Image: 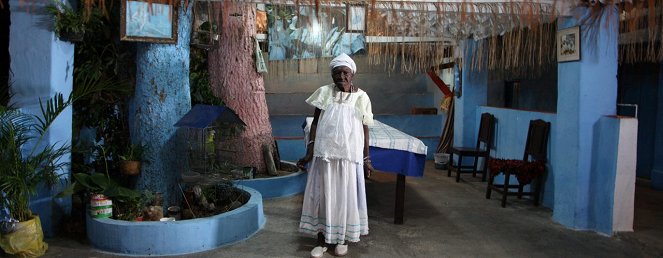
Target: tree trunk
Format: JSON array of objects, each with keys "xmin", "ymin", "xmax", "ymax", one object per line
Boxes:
[
  {"xmin": 130, "ymin": 2, "xmax": 192, "ymax": 206},
  {"xmin": 208, "ymin": 2, "xmax": 273, "ymax": 173}
]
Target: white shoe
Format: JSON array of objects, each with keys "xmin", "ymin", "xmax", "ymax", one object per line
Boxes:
[
  {"xmin": 310, "ymin": 246, "xmax": 327, "ymax": 258},
  {"xmin": 335, "ymin": 244, "xmax": 348, "ymax": 256}
]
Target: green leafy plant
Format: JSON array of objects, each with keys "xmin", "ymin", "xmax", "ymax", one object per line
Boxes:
[
  {"xmin": 190, "ymin": 48, "xmax": 223, "ymax": 106},
  {"xmin": 0, "ymin": 94, "xmax": 72, "ymax": 222},
  {"xmin": 119, "ymin": 144, "xmax": 144, "ymax": 161},
  {"xmin": 58, "ymin": 171, "xmax": 144, "ymax": 220},
  {"xmin": 45, "ymin": 1, "xmax": 99, "ymax": 42}
]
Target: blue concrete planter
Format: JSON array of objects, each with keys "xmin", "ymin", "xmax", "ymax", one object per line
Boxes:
[
  {"xmin": 86, "ymin": 187, "xmax": 265, "ymax": 256},
  {"xmin": 234, "ymin": 161, "xmax": 307, "ymax": 199}
]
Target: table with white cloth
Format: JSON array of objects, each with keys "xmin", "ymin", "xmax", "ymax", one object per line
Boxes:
[{"xmin": 304, "ymin": 117, "xmax": 427, "ymax": 224}]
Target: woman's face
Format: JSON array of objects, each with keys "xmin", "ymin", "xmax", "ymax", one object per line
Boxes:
[{"xmin": 331, "ymin": 66, "xmax": 354, "ymax": 90}]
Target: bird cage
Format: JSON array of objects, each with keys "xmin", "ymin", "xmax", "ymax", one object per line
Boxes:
[
  {"xmin": 191, "ymin": 0, "xmax": 219, "ymax": 49},
  {"xmin": 174, "ymin": 104, "xmax": 245, "ymax": 182}
]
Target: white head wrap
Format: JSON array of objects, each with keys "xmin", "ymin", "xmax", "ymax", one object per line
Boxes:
[{"xmin": 329, "ymin": 53, "xmax": 356, "ymax": 74}]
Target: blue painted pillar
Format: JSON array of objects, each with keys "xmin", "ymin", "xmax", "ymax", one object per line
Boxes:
[
  {"xmin": 553, "ymin": 7, "xmax": 618, "ymax": 230},
  {"xmin": 9, "ymin": 0, "xmax": 74, "ymax": 237},
  {"xmin": 130, "ymin": 2, "xmax": 192, "ymax": 207},
  {"xmin": 653, "ymin": 64, "xmax": 663, "ymax": 190},
  {"xmin": 454, "ymin": 40, "xmax": 488, "ymax": 148}
]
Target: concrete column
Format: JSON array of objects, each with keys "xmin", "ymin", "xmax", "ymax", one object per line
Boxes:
[
  {"xmin": 454, "ymin": 40, "xmax": 488, "ymax": 148},
  {"xmin": 591, "ymin": 116, "xmax": 636, "ymax": 234},
  {"xmin": 652, "ymin": 63, "xmax": 663, "ymax": 190},
  {"xmin": 129, "ymin": 2, "xmax": 192, "ymax": 207},
  {"xmin": 9, "ymin": 0, "xmax": 74, "ymax": 237},
  {"xmin": 553, "ymin": 7, "xmax": 618, "ymax": 230}
]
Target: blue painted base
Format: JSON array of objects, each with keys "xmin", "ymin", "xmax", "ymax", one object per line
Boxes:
[
  {"xmin": 234, "ymin": 162, "xmax": 307, "ymax": 199},
  {"xmin": 86, "ymin": 187, "xmax": 265, "ymax": 256}
]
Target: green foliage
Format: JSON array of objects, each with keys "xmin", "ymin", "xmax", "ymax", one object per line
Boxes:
[
  {"xmin": 69, "ymin": 0, "xmax": 134, "ymax": 176},
  {"xmin": 46, "ymin": 1, "xmax": 101, "ymax": 41},
  {"xmin": 190, "ymin": 48, "xmax": 223, "ymax": 106},
  {"xmin": 0, "ymin": 94, "xmax": 72, "ymax": 221},
  {"xmin": 119, "ymin": 144, "xmax": 144, "ymax": 161},
  {"xmin": 58, "ymin": 172, "xmax": 146, "ymax": 221}
]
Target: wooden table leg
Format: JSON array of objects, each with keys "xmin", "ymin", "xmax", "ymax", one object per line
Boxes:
[{"xmin": 394, "ymin": 174, "xmax": 405, "ymax": 224}]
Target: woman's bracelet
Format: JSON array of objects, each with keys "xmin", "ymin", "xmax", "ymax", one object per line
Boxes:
[
  {"xmin": 307, "ymin": 140, "xmax": 315, "ymax": 146},
  {"xmin": 363, "ymin": 156, "xmax": 370, "ymax": 160}
]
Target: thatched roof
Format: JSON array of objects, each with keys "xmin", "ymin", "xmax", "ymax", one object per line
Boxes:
[{"xmin": 9, "ymin": 0, "xmax": 663, "ymax": 74}]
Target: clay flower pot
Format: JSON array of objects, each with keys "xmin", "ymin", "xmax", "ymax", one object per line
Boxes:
[{"xmin": 120, "ymin": 160, "xmax": 141, "ymax": 176}]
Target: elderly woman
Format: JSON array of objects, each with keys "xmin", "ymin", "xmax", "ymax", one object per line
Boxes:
[{"xmin": 297, "ymin": 53, "xmax": 374, "ymax": 258}]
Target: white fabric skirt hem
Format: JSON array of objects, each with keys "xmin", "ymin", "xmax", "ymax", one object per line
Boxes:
[{"xmin": 298, "ymin": 157, "xmax": 369, "ymax": 244}]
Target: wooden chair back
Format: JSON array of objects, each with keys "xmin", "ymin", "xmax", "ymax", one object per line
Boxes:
[
  {"xmin": 523, "ymin": 119, "xmax": 551, "ymax": 162},
  {"xmin": 476, "ymin": 113, "xmax": 496, "ymax": 152}
]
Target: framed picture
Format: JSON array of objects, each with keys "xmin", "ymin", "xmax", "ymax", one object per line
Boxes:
[
  {"xmin": 557, "ymin": 26, "xmax": 580, "ymax": 62},
  {"xmin": 121, "ymin": 0, "xmax": 178, "ymax": 44},
  {"xmin": 346, "ymin": 4, "xmax": 366, "ymax": 32}
]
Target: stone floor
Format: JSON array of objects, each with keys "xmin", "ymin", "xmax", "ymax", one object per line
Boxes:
[{"xmin": 15, "ymin": 161, "xmax": 663, "ymax": 257}]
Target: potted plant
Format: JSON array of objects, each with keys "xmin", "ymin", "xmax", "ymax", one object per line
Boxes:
[
  {"xmin": 58, "ymin": 170, "xmax": 144, "ymax": 219},
  {"xmin": 0, "ymin": 94, "xmax": 72, "ymax": 256},
  {"xmin": 46, "ymin": 2, "xmax": 91, "ymax": 42},
  {"xmin": 119, "ymin": 144, "xmax": 144, "ymax": 176}
]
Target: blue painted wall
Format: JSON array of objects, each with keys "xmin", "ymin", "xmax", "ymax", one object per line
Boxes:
[
  {"xmin": 9, "ymin": 0, "xmax": 74, "ymax": 237},
  {"xmin": 553, "ymin": 7, "xmax": 618, "ymax": 230},
  {"xmin": 129, "ymin": 3, "xmax": 192, "ymax": 207},
  {"xmin": 478, "ymin": 107, "xmax": 557, "ymax": 208},
  {"xmin": 455, "ymin": 40, "xmax": 488, "ymax": 148}
]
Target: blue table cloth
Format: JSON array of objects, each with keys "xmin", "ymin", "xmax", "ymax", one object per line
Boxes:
[{"xmin": 304, "ymin": 118, "xmax": 427, "ymax": 177}]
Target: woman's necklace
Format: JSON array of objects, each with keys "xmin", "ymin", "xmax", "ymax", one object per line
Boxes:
[{"xmin": 337, "ymin": 85, "xmax": 354, "ymax": 103}]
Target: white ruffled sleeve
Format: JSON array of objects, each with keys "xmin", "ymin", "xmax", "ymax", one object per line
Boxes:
[
  {"xmin": 305, "ymin": 85, "xmax": 333, "ymax": 110},
  {"xmin": 356, "ymin": 91, "xmax": 374, "ymax": 126}
]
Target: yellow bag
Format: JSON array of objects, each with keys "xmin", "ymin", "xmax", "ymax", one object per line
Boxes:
[{"xmin": 0, "ymin": 215, "xmax": 48, "ymax": 257}]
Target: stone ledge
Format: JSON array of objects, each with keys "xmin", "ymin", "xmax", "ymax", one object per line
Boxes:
[
  {"xmin": 234, "ymin": 161, "xmax": 307, "ymax": 199},
  {"xmin": 86, "ymin": 187, "xmax": 265, "ymax": 256}
]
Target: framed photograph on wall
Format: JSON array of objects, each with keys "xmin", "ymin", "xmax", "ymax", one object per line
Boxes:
[
  {"xmin": 346, "ymin": 4, "xmax": 366, "ymax": 32},
  {"xmin": 121, "ymin": 0, "xmax": 178, "ymax": 44},
  {"xmin": 557, "ymin": 26, "xmax": 580, "ymax": 62}
]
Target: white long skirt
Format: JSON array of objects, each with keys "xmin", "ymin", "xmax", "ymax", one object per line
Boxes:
[{"xmin": 298, "ymin": 157, "xmax": 369, "ymax": 244}]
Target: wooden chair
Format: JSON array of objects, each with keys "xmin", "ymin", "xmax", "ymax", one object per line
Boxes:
[
  {"xmin": 485, "ymin": 119, "xmax": 551, "ymax": 207},
  {"xmin": 447, "ymin": 113, "xmax": 496, "ymax": 182}
]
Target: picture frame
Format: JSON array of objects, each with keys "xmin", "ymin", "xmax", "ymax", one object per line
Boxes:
[
  {"xmin": 121, "ymin": 0, "xmax": 178, "ymax": 44},
  {"xmin": 346, "ymin": 4, "xmax": 366, "ymax": 32},
  {"xmin": 557, "ymin": 26, "xmax": 580, "ymax": 62}
]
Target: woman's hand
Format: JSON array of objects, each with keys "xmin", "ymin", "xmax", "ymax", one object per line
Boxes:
[
  {"xmin": 297, "ymin": 153, "xmax": 313, "ymax": 171},
  {"xmin": 364, "ymin": 161, "xmax": 374, "ymax": 179}
]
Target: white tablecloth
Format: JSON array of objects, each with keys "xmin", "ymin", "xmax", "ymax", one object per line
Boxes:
[{"xmin": 305, "ymin": 117, "xmax": 427, "ymax": 155}]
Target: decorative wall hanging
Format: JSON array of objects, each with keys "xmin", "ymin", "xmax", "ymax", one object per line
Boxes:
[
  {"xmin": 121, "ymin": 0, "xmax": 178, "ymax": 44},
  {"xmin": 557, "ymin": 26, "xmax": 581, "ymax": 62},
  {"xmin": 346, "ymin": 4, "xmax": 365, "ymax": 32},
  {"xmin": 266, "ymin": 3, "xmax": 365, "ymax": 61}
]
